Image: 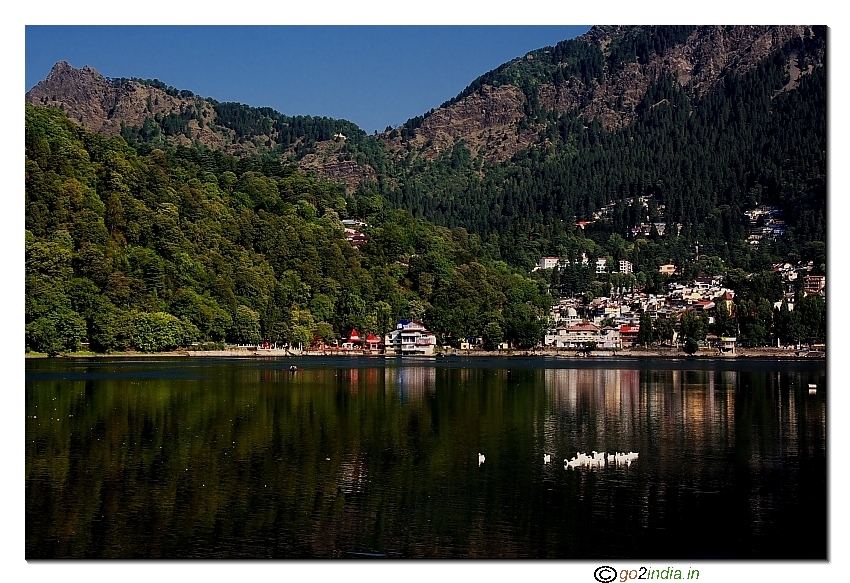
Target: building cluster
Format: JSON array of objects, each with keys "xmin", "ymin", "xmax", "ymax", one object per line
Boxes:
[
  {"xmin": 771, "ymin": 261, "xmax": 826, "ymax": 295},
  {"xmin": 334, "ymin": 320, "xmax": 438, "ymax": 356},
  {"xmin": 342, "ymin": 219, "xmax": 369, "ymax": 247},
  {"xmin": 745, "ymin": 206, "xmax": 786, "ymax": 246},
  {"xmin": 543, "ymin": 276, "xmax": 737, "ymax": 350},
  {"xmin": 579, "ymin": 195, "xmax": 679, "ymax": 238}
]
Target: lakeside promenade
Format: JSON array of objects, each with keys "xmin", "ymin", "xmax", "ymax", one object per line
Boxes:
[{"xmin": 25, "ymin": 346, "xmax": 825, "ymax": 359}]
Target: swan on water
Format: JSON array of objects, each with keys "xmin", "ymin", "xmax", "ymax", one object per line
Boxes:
[{"xmin": 478, "ymin": 453, "xmax": 485, "ymax": 466}]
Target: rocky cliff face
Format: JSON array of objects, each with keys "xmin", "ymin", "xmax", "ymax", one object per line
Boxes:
[
  {"xmin": 545, "ymin": 25, "xmax": 824, "ymax": 131},
  {"xmin": 297, "ymin": 138, "xmax": 378, "ymax": 191},
  {"xmin": 379, "ymin": 84, "xmax": 533, "ymax": 166},
  {"xmin": 26, "ymin": 61, "xmax": 233, "ymax": 150}
]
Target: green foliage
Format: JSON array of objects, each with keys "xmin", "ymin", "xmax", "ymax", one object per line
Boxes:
[
  {"xmin": 131, "ymin": 311, "xmax": 197, "ymax": 352},
  {"xmin": 482, "ymin": 321, "xmax": 504, "ymax": 351},
  {"xmin": 230, "ymin": 305, "xmax": 262, "ymax": 344},
  {"xmin": 25, "ymin": 25, "xmax": 827, "ymax": 353},
  {"xmin": 636, "ymin": 312, "xmax": 655, "ymax": 346},
  {"xmin": 680, "ymin": 310, "xmax": 708, "ymax": 342},
  {"xmin": 683, "ymin": 338, "xmax": 699, "ymax": 354},
  {"xmin": 26, "ymin": 310, "xmax": 87, "ymax": 355}
]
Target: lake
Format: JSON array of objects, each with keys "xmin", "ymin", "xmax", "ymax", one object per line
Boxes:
[{"xmin": 25, "ymin": 356, "xmax": 826, "ymax": 559}]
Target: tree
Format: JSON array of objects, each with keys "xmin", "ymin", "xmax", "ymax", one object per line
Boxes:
[
  {"xmin": 131, "ymin": 311, "xmax": 196, "ymax": 352},
  {"xmin": 290, "ymin": 324, "xmax": 312, "ymax": 350},
  {"xmin": 230, "ymin": 305, "xmax": 261, "ymax": 344},
  {"xmin": 504, "ymin": 303, "xmax": 543, "ymax": 349},
  {"xmin": 653, "ymin": 318, "xmax": 674, "ymax": 345},
  {"xmin": 683, "ymin": 338, "xmax": 699, "ymax": 354},
  {"xmin": 636, "ymin": 312, "xmax": 655, "ymax": 346},
  {"xmin": 713, "ymin": 300, "xmax": 735, "ymax": 337},
  {"xmin": 26, "ymin": 310, "xmax": 87, "ymax": 355},
  {"xmin": 777, "ymin": 299, "xmax": 803, "ymax": 346},
  {"xmin": 482, "ymin": 321, "xmax": 504, "ymax": 351},
  {"xmin": 680, "ymin": 309, "xmax": 708, "ymax": 341}
]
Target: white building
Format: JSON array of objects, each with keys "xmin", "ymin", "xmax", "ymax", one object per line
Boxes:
[
  {"xmin": 596, "ymin": 258, "xmax": 608, "ymax": 274},
  {"xmin": 619, "ymin": 260, "xmax": 633, "ymax": 274},
  {"xmin": 533, "ymin": 256, "xmax": 560, "ymax": 271},
  {"xmin": 544, "ymin": 322, "xmax": 601, "ymax": 348},
  {"xmin": 384, "ymin": 320, "xmax": 437, "ymax": 355}
]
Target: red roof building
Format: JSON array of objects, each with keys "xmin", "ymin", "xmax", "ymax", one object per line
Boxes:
[
  {"xmin": 620, "ymin": 325, "xmax": 640, "ymax": 346},
  {"xmin": 365, "ymin": 333, "xmax": 382, "ymax": 350}
]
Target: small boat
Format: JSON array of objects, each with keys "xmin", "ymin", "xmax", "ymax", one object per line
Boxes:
[{"xmin": 289, "ymin": 365, "xmax": 298, "ymax": 372}]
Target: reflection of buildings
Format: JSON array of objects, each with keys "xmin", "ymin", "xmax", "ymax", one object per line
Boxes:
[
  {"xmin": 337, "ymin": 367, "xmax": 384, "ymax": 395},
  {"xmin": 543, "ymin": 368, "xmax": 738, "ymax": 449},
  {"xmin": 385, "ymin": 367, "xmax": 436, "ymax": 402}
]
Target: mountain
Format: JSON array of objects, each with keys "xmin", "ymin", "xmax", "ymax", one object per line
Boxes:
[
  {"xmin": 385, "ymin": 25, "xmax": 824, "ymax": 166},
  {"xmin": 26, "ymin": 61, "xmax": 375, "ymax": 190},
  {"xmin": 27, "ymin": 26, "xmax": 825, "ymax": 188},
  {"xmin": 26, "ymin": 25, "xmax": 826, "ymax": 270}
]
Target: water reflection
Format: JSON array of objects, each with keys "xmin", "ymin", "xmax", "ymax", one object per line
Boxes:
[{"xmin": 26, "ymin": 358, "xmax": 826, "ymax": 559}]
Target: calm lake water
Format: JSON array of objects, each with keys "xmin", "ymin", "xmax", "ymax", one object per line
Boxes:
[{"xmin": 25, "ymin": 356, "xmax": 826, "ymax": 559}]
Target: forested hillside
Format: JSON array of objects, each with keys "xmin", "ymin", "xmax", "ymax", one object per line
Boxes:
[
  {"xmin": 25, "ymin": 104, "xmax": 548, "ymax": 354},
  {"xmin": 375, "ymin": 26, "xmax": 826, "ymax": 271}
]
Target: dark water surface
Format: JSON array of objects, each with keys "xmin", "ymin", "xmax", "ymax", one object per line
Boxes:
[{"xmin": 25, "ymin": 356, "xmax": 826, "ymax": 559}]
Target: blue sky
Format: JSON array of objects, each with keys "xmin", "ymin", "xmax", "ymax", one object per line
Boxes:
[{"xmin": 26, "ymin": 25, "xmax": 590, "ymax": 134}]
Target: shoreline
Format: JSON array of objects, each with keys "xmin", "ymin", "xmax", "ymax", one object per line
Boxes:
[{"xmin": 25, "ymin": 347, "xmax": 825, "ymax": 359}]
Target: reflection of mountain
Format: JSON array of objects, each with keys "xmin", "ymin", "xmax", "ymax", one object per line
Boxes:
[{"xmin": 384, "ymin": 367, "xmax": 436, "ymax": 402}]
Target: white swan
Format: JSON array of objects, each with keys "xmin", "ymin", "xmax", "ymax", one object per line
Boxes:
[
  {"xmin": 543, "ymin": 454, "xmax": 551, "ymax": 463},
  {"xmin": 478, "ymin": 453, "xmax": 485, "ymax": 466}
]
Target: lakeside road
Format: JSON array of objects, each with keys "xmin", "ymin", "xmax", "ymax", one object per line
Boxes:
[{"xmin": 25, "ymin": 347, "xmax": 825, "ymax": 359}]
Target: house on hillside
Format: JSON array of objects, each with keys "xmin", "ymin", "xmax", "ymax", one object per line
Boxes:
[
  {"xmin": 598, "ymin": 326, "xmax": 622, "ymax": 349},
  {"xmin": 345, "ymin": 231, "xmax": 369, "ymax": 247},
  {"xmin": 620, "ymin": 325, "xmax": 640, "ymax": 347},
  {"xmin": 595, "ymin": 258, "xmax": 608, "ymax": 274},
  {"xmin": 804, "ymin": 275, "xmax": 825, "ymax": 294},
  {"xmin": 533, "ymin": 256, "xmax": 560, "ymax": 271}
]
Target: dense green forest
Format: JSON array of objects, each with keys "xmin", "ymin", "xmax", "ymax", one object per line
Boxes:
[{"xmin": 25, "ymin": 104, "xmax": 549, "ymax": 354}]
